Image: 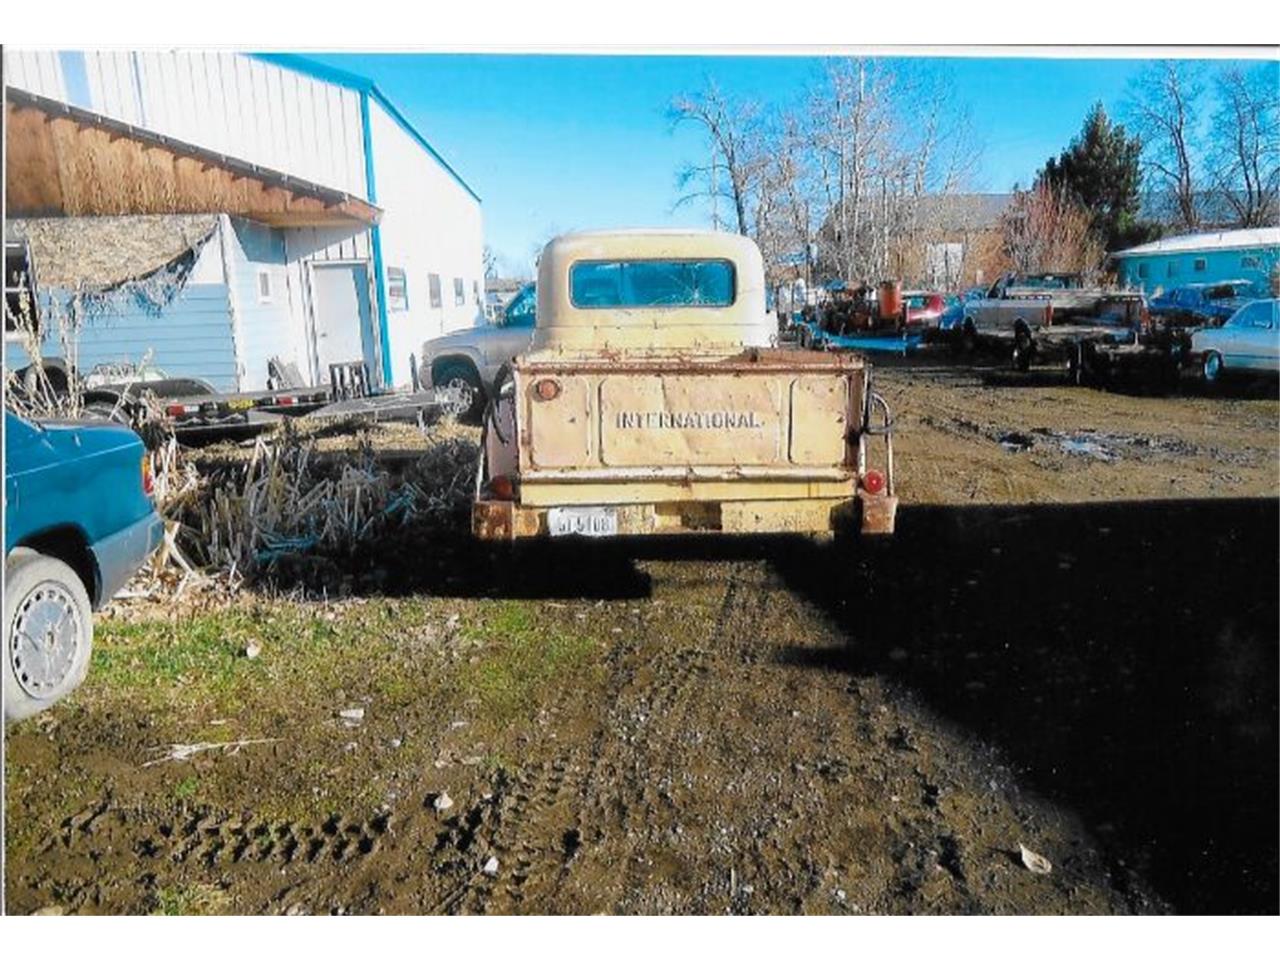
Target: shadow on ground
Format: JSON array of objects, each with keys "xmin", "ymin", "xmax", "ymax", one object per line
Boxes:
[
  {"xmin": 253, "ymin": 492, "xmax": 1277, "ymax": 914},
  {"xmin": 769, "ymin": 498, "xmax": 1278, "ymax": 915}
]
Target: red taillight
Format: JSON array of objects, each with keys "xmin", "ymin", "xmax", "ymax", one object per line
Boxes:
[
  {"xmin": 142, "ymin": 454, "xmax": 155, "ymax": 496},
  {"xmin": 861, "ymin": 469, "xmax": 886, "ymax": 495},
  {"xmin": 1045, "ymin": 302, "xmax": 1054, "ymax": 326},
  {"xmin": 276, "ymin": 395, "xmax": 295, "ymax": 406},
  {"xmin": 534, "ymin": 378, "xmax": 561, "ymax": 402},
  {"xmin": 486, "ymin": 475, "xmax": 515, "ymax": 501},
  {"xmin": 165, "ymin": 403, "xmax": 186, "ymax": 417}
]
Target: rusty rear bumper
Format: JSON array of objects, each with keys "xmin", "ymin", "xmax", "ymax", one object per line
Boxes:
[{"xmin": 472, "ymin": 490, "xmax": 896, "ymax": 540}]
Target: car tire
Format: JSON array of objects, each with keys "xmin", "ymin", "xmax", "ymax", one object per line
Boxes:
[
  {"xmin": 4, "ymin": 549, "xmax": 95, "ymax": 724},
  {"xmin": 1012, "ymin": 328, "xmax": 1033, "ymax": 372},
  {"xmin": 1202, "ymin": 350, "xmax": 1223, "ymax": 385},
  {"xmin": 433, "ymin": 361, "xmax": 485, "ymax": 424},
  {"xmin": 1067, "ymin": 344, "xmax": 1085, "ymax": 386}
]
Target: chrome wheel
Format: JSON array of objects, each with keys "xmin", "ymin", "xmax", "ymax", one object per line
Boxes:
[
  {"xmin": 10, "ymin": 579, "xmax": 84, "ymax": 699},
  {"xmin": 440, "ymin": 376, "xmax": 477, "ymax": 417}
]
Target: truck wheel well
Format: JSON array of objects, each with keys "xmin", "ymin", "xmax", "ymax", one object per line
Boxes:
[
  {"xmin": 16, "ymin": 526, "xmax": 99, "ymax": 606},
  {"xmin": 432, "ymin": 355, "xmax": 484, "ymax": 392}
]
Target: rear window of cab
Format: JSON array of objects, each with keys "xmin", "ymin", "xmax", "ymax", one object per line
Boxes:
[{"xmin": 569, "ymin": 259, "xmax": 736, "ymax": 309}]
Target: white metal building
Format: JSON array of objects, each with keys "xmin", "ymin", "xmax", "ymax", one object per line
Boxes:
[{"xmin": 5, "ymin": 50, "xmax": 484, "ymax": 390}]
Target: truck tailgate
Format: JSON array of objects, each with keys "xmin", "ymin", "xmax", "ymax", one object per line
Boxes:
[{"xmin": 513, "ymin": 349, "xmax": 866, "ymax": 491}]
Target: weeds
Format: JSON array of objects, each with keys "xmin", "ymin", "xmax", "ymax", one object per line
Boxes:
[{"xmin": 151, "ymin": 882, "xmax": 231, "ymax": 916}]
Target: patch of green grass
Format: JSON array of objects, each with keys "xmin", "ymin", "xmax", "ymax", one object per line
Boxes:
[
  {"xmin": 151, "ymin": 882, "xmax": 231, "ymax": 916},
  {"xmin": 461, "ymin": 601, "xmax": 597, "ymax": 720},
  {"xmin": 173, "ymin": 776, "xmax": 199, "ymax": 801}
]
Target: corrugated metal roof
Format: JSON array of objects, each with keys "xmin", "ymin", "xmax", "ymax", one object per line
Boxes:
[
  {"xmin": 251, "ymin": 53, "xmax": 481, "ymax": 205},
  {"xmin": 1113, "ymin": 227, "xmax": 1280, "ymax": 257}
]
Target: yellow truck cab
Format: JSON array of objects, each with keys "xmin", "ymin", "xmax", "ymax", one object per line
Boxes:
[{"xmin": 473, "ymin": 229, "xmax": 896, "ymax": 540}]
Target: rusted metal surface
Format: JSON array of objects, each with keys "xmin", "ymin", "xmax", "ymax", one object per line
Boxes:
[
  {"xmin": 473, "ymin": 230, "xmax": 898, "ymax": 540},
  {"xmin": 471, "ymin": 495, "xmax": 860, "ymax": 541},
  {"xmin": 857, "ymin": 491, "xmax": 899, "ymax": 536}
]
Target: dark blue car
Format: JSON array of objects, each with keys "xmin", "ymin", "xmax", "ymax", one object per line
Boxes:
[
  {"xmin": 1148, "ymin": 281, "xmax": 1255, "ymax": 328},
  {"xmin": 4, "ymin": 411, "xmax": 162, "ymax": 723}
]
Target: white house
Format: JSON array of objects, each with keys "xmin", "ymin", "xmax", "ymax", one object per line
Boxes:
[{"xmin": 4, "ymin": 50, "xmax": 484, "ymax": 391}]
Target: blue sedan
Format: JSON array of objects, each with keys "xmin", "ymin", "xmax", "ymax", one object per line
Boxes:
[
  {"xmin": 4, "ymin": 411, "xmax": 163, "ymax": 723},
  {"xmin": 1148, "ymin": 281, "xmax": 1255, "ymax": 328}
]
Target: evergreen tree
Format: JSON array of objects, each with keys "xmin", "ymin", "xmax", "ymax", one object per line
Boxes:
[{"xmin": 1038, "ymin": 103, "xmax": 1160, "ymax": 251}]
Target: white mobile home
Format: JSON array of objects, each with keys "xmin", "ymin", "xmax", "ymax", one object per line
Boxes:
[{"xmin": 5, "ymin": 50, "xmax": 484, "ymax": 390}]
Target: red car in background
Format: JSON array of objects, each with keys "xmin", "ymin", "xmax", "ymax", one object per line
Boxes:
[{"xmin": 904, "ymin": 291, "xmax": 947, "ymax": 327}]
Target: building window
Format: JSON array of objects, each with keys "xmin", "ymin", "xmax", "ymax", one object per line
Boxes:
[
  {"xmin": 1242, "ymin": 255, "xmax": 1260, "ymax": 269},
  {"xmin": 387, "ymin": 267, "xmax": 409, "ymax": 310},
  {"xmin": 454, "ymin": 277, "xmax": 465, "ymax": 306},
  {"xmin": 1137, "ymin": 263, "xmax": 1149, "ymax": 280},
  {"xmin": 473, "ymin": 280, "xmax": 481, "ymax": 305},
  {"xmin": 1166, "ymin": 261, "xmax": 1179, "ymax": 278},
  {"xmin": 5, "ymin": 241, "xmax": 38, "ymax": 336},
  {"xmin": 428, "ymin": 273, "xmax": 442, "ymax": 309},
  {"xmin": 1193, "ymin": 258, "xmax": 1207, "ymax": 272},
  {"xmin": 257, "ymin": 269, "xmax": 273, "ymax": 304}
]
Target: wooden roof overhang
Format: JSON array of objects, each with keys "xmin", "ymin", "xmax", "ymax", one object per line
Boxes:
[{"xmin": 4, "ymin": 87, "xmax": 382, "ymax": 228}]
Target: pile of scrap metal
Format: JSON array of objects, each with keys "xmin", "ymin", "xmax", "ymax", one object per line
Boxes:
[{"xmin": 790, "ymin": 280, "xmax": 933, "ymax": 354}]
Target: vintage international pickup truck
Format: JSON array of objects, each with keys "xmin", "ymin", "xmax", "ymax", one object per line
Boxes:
[{"xmin": 471, "ymin": 229, "xmax": 896, "ymax": 540}]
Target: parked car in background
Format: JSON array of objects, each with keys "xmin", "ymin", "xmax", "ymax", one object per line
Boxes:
[
  {"xmin": 1149, "ymin": 281, "xmax": 1255, "ymax": 329},
  {"xmin": 1191, "ymin": 299, "xmax": 1279, "ymax": 383},
  {"xmin": 419, "ymin": 282, "xmax": 536, "ymax": 421},
  {"xmin": 4, "ymin": 411, "xmax": 162, "ymax": 723},
  {"xmin": 903, "ymin": 291, "xmax": 947, "ymax": 327}
]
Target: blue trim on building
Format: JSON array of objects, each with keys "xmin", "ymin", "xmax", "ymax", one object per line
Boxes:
[
  {"xmin": 252, "ymin": 52, "xmax": 481, "ymax": 204},
  {"xmin": 359, "ymin": 91, "xmax": 394, "ymax": 386}
]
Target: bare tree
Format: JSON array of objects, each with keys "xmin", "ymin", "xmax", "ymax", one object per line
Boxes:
[
  {"xmin": 668, "ymin": 60, "xmax": 981, "ymax": 288},
  {"xmin": 1000, "ymin": 182, "xmax": 1103, "ymax": 276},
  {"xmin": 482, "ymin": 245, "xmax": 498, "ymax": 280},
  {"xmin": 1208, "ymin": 64, "xmax": 1280, "ymax": 228},
  {"xmin": 808, "ymin": 58, "xmax": 896, "ymax": 282},
  {"xmin": 1125, "ymin": 60, "xmax": 1205, "ymax": 230},
  {"xmin": 806, "ymin": 59, "xmax": 978, "ymax": 285},
  {"xmin": 754, "ymin": 111, "xmax": 822, "ymax": 299},
  {"xmin": 670, "ymin": 81, "xmax": 766, "ymax": 236}
]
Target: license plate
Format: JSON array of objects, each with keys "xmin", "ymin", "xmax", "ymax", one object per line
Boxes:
[
  {"xmin": 548, "ymin": 506, "xmax": 618, "ymax": 538},
  {"xmin": 228, "ymin": 398, "xmax": 255, "ymax": 411}
]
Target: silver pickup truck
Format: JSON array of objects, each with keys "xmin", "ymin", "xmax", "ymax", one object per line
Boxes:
[
  {"xmin": 959, "ymin": 272, "xmax": 1147, "ymax": 371},
  {"xmin": 419, "ymin": 282, "xmax": 537, "ymax": 421}
]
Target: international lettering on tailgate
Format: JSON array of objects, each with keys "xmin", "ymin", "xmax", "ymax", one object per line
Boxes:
[{"xmin": 599, "ymin": 374, "xmax": 782, "ymax": 467}]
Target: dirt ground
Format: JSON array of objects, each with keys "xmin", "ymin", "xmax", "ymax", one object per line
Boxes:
[{"xmin": 4, "ymin": 358, "xmax": 1277, "ymax": 915}]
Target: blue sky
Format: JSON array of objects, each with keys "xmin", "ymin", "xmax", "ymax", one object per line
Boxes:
[{"xmin": 303, "ymin": 53, "xmax": 1266, "ymax": 274}]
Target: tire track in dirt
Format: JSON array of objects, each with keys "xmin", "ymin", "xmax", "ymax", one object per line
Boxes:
[
  {"xmin": 437, "ymin": 612, "xmax": 653, "ymax": 914},
  {"xmin": 437, "ymin": 561, "xmax": 752, "ymax": 914}
]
